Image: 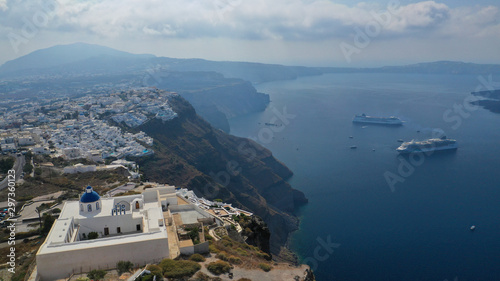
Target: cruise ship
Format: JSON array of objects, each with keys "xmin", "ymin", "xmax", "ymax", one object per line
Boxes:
[
  {"xmin": 396, "ymin": 137, "xmax": 458, "ymax": 153},
  {"xmin": 352, "ymin": 114, "xmax": 403, "ymax": 125}
]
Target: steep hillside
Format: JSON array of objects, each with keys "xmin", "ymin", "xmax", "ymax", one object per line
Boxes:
[
  {"xmin": 0, "ymin": 42, "xmax": 154, "ymax": 75},
  {"xmin": 129, "ymin": 94, "xmax": 307, "ymax": 257}
]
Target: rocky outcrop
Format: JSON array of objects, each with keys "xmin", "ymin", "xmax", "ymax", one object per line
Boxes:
[
  {"xmin": 238, "ymin": 215, "xmax": 271, "ymax": 255},
  {"xmin": 131, "ymin": 94, "xmax": 307, "ymax": 257},
  {"xmin": 304, "ymin": 269, "xmax": 316, "ymax": 281}
]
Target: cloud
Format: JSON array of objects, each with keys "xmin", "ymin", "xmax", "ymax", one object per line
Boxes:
[
  {"xmin": 0, "ymin": 0, "xmax": 7, "ymax": 11},
  {"xmin": 388, "ymin": 1, "xmax": 450, "ymax": 31},
  {"xmin": 1, "ymin": 0, "xmax": 499, "ymax": 42}
]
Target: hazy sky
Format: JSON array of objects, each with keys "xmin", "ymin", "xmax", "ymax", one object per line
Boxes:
[{"xmin": 0, "ymin": 0, "xmax": 499, "ymax": 67}]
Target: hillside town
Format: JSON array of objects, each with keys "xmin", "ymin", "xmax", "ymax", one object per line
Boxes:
[
  {"xmin": 0, "ymin": 88, "xmax": 177, "ymax": 161},
  {"xmin": 0, "ymin": 87, "xmax": 316, "ymax": 281}
]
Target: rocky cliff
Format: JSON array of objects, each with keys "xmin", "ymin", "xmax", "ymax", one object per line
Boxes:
[
  {"xmin": 131, "ymin": 94, "xmax": 307, "ymax": 257},
  {"xmin": 238, "ymin": 215, "xmax": 271, "ymax": 255},
  {"xmin": 147, "ymin": 70, "xmax": 270, "ymax": 132}
]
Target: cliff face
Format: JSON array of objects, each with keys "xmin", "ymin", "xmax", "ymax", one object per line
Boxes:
[
  {"xmin": 133, "ymin": 94, "xmax": 307, "ymax": 256},
  {"xmin": 149, "ymin": 71, "xmax": 269, "ymax": 132},
  {"xmin": 239, "ymin": 215, "xmax": 271, "ymax": 255}
]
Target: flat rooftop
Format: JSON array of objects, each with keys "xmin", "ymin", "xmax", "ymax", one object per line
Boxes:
[{"xmin": 173, "ymin": 209, "xmax": 210, "ymax": 225}]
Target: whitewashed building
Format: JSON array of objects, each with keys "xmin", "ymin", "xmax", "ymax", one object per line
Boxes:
[{"xmin": 36, "ymin": 186, "xmax": 171, "ymax": 280}]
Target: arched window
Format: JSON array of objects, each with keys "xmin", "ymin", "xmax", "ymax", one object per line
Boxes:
[
  {"xmin": 135, "ymin": 201, "xmax": 140, "ymax": 209},
  {"xmin": 87, "ymin": 204, "xmax": 92, "ymax": 212},
  {"xmin": 96, "ymin": 202, "xmax": 100, "ymax": 210},
  {"xmin": 80, "ymin": 204, "xmax": 83, "ymax": 212}
]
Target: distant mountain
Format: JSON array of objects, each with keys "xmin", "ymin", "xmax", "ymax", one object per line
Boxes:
[
  {"xmin": 374, "ymin": 61, "xmax": 500, "ymax": 75},
  {"xmin": 2, "ymin": 43, "xmax": 500, "ymax": 79},
  {"xmin": 0, "ymin": 42, "xmax": 154, "ymax": 75}
]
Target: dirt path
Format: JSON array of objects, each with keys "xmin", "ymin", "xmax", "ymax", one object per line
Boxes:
[{"xmin": 198, "ymin": 256, "xmax": 311, "ymax": 281}]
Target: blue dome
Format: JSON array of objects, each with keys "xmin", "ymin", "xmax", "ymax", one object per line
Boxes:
[{"xmin": 80, "ymin": 186, "xmax": 100, "ymax": 203}]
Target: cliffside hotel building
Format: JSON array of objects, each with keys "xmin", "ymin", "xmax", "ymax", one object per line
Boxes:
[{"xmin": 36, "ymin": 186, "xmax": 174, "ymax": 280}]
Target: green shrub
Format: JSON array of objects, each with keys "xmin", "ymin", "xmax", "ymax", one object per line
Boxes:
[
  {"xmin": 41, "ymin": 214, "xmax": 55, "ymax": 235},
  {"xmin": 192, "ymin": 272, "xmax": 211, "ymax": 281},
  {"xmin": 258, "ymin": 263, "xmax": 272, "ymax": 272},
  {"xmin": 236, "ymin": 248, "xmax": 248, "ymax": 256},
  {"xmin": 87, "ymin": 269, "xmax": 107, "ymax": 280},
  {"xmin": 220, "ymin": 237, "xmax": 233, "ymax": 247},
  {"xmin": 23, "ymin": 163, "xmax": 33, "ymax": 174},
  {"xmin": 237, "ymin": 279, "xmax": 252, "ymax": 281},
  {"xmin": 206, "ymin": 261, "xmax": 231, "ymax": 275},
  {"xmin": 209, "ymin": 244, "xmax": 220, "ymax": 253},
  {"xmin": 140, "ymin": 274, "xmax": 154, "ymax": 281},
  {"xmin": 145, "ymin": 264, "xmax": 163, "ymax": 280},
  {"xmin": 186, "ymin": 227, "xmax": 200, "ymax": 242},
  {"xmin": 116, "ymin": 260, "xmax": 134, "ymax": 275},
  {"xmin": 189, "ymin": 253, "xmax": 206, "ymax": 262},
  {"xmin": 228, "ymin": 256, "xmax": 242, "ymax": 265},
  {"xmin": 160, "ymin": 259, "xmax": 201, "ymax": 278},
  {"xmin": 215, "ymin": 251, "xmax": 228, "ymax": 261},
  {"xmin": 88, "ymin": 231, "xmax": 99, "ymax": 240},
  {"xmin": 256, "ymin": 252, "xmax": 271, "ymax": 260}
]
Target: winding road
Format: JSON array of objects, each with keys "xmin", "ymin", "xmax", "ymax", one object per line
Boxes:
[{"xmin": 0, "ymin": 154, "xmax": 25, "ymax": 190}]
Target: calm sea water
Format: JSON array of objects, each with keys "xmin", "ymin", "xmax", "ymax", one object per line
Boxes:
[{"xmin": 228, "ymin": 73, "xmax": 500, "ymax": 281}]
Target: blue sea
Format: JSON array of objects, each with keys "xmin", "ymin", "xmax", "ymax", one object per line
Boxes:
[{"xmin": 228, "ymin": 73, "xmax": 500, "ymax": 281}]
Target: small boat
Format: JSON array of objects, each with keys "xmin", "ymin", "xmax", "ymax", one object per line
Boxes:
[
  {"xmin": 350, "ymin": 145, "xmax": 357, "ymax": 149},
  {"xmin": 470, "ymin": 225, "xmax": 476, "ymax": 231},
  {"xmin": 397, "ymin": 139, "xmax": 404, "ymax": 142},
  {"xmin": 349, "ymin": 136, "xmax": 353, "ymax": 139},
  {"xmin": 372, "ymin": 149, "xmax": 376, "ymax": 151}
]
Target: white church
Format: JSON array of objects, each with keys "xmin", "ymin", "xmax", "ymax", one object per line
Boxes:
[{"xmin": 36, "ymin": 185, "xmax": 175, "ymax": 280}]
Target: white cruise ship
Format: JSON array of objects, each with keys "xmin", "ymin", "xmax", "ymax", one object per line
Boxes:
[
  {"xmin": 396, "ymin": 137, "xmax": 458, "ymax": 153},
  {"xmin": 352, "ymin": 114, "xmax": 403, "ymax": 125}
]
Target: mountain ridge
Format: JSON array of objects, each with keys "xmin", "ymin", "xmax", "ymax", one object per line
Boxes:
[{"xmin": 2, "ymin": 43, "xmax": 500, "ymax": 81}]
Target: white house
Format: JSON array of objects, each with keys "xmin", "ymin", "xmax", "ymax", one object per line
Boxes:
[
  {"xmin": 0, "ymin": 143, "xmax": 16, "ymax": 152},
  {"xmin": 36, "ymin": 186, "xmax": 171, "ymax": 280},
  {"xmin": 86, "ymin": 150, "xmax": 103, "ymax": 163},
  {"xmin": 17, "ymin": 136, "xmax": 35, "ymax": 146},
  {"xmin": 31, "ymin": 146, "xmax": 50, "ymax": 155}
]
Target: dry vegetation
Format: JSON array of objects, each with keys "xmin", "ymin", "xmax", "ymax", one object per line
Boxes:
[
  {"xmin": 0, "ymin": 236, "xmax": 44, "ymax": 281},
  {"xmin": 0, "ymin": 167, "xmax": 130, "ymax": 201},
  {"xmin": 209, "ymin": 236, "xmax": 272, "ymax": 270}
]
